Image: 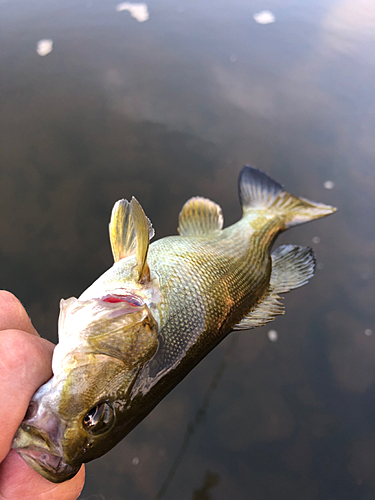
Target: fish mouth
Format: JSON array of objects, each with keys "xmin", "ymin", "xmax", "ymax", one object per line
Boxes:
[
  {"xmin": 12, "ymin": 424, "xmax": 80, "ymax": 483},
  {"xmin": 15, "ymin": 447, "xmax": 80, "ymax": 483}
]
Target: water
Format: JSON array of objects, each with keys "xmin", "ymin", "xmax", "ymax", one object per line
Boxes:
[{"xmin": 1, "ymin": 0, "xmax": 375, "ymax": 498}]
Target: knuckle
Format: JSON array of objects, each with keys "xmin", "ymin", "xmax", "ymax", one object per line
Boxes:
[{"xmin": 0, "ymin": 330, "xmax": 47, "ymax": 378}]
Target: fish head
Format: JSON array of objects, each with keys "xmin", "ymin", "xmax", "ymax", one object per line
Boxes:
[{"xmin": 12, "ymin": 294, "xmax": 159, "ymax": 483}]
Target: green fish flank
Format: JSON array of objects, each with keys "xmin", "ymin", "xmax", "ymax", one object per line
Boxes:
[{"xmin": 12, "ymin": 166, "xmax": 336, "ymax": 482}]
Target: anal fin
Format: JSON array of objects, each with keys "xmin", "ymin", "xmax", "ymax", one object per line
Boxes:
[
  {"xmin": 233, "ymin": 245, "xmax": 315, "ymax": 331},
  {"xmin": 178, "ymin": 197, "xmax": 223, "ymax": 237}
]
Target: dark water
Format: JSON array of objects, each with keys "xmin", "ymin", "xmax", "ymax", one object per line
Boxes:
[{"xmin": 1, "ymin": 0, "xmax": 375, "ymax": 498}]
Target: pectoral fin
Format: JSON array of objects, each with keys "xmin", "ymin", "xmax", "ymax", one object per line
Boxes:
[
  {"xmin": 109, "ymin": 197, "xmax": 154, "ymax": 282},
  {"xmin": 178, "ymin": 197, "xmax": 223, "ymax": 236},
  {"xmin": 233, "ymin": 245, "xmax": 315, "ymax": 330}
]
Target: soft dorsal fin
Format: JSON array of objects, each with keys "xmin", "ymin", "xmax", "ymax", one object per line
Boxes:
[
  {"xmin": 178, "ymin": 197, "xmax": 223, "ymax": 237},
  {"xmin": 233, "ymin": 245, "xmax": 315, "ymax": 330},
  {"xmin": 109, "ymin": 197, "xmax": 154, "ymax": 281},
  {"xmin": 270, "ymin": 244, "xmax": 315, "ymax": 293}
]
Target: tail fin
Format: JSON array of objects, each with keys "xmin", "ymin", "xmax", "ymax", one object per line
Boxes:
[{"xmin": 238, "ymin": 165, "xmax": 336, "ymax": 228}]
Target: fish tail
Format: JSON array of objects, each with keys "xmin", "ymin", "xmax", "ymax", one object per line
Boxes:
[{"xmin": 238, "ymin": 165, "xmax": 336, "ymax": 228}]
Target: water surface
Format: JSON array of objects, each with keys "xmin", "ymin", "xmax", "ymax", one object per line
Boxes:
[{"xmin": 1, "ymin": 0, "xmax": 375, "ymax": 498}]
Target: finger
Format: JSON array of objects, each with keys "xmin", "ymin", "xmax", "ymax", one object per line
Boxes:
[
  {"xmin": 0, "ymin": 291, "xmax": 38, "ymax": 336},
  {"xmin": 0, "ymin": 450, "xmax": 85, "ymax": 500},
  {"xmin": 0, "ymin": 331, "xmax": 54, "ymax": 462}
]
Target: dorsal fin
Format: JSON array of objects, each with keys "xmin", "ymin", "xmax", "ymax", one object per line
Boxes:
[
  {"xmin": 233, "ymin": 292, "xmax": 284, "ymax": 330},
  {"xmin": 178, "ymin": 197, "xmax": 223, "ymax": 237},
  {"xmin": 270, "ymin": 244, "xmax": 315, "ymax": 293},
  {"xmin": 233, "ymin": 244, "xmax": 315, "ymax": 330},
  {"xmin": 109, "ymin": 197, "xmax": 154, "ymax": 281},
  {"xmin": 238, "ymin": 165, "xmax": 337, "ymax": 228}
]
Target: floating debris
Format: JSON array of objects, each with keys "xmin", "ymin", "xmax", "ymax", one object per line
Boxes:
[
  {"xmin": 36, "ymin": 39, "xmax": 53, "ymax": 57},
  {"xmin": 132, "ymin": 456, "xmax": 139, "ymax": 465},
  {"xmin": 268, "ymin": 329, "xmax": 278, "ymax": 342},
  {"xmin": 253, "ymin": 10, "xmax": 275, "ymax": 25},
  {"xmin": 365, "ymin": 329, "xmax": 373, "ymax": 336},
  {"xmin": 230, "ymin": 54, "xmax": 237, "ymax": 62},
  {"xmin": 312, "ymin": 236, "xmax": 321, "ymax": 244},
  {"xmin": 324, "ymin": 180, "xmax": 335, "ymax": 189},
  {"xmin": 116, "ymin": 2, "xmax": 149, "ymax": 22}
]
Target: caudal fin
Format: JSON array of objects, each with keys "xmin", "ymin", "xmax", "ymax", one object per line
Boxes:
[{"xmin": 238, "ymin": 165, "xmax": 336, "ymax": 228}]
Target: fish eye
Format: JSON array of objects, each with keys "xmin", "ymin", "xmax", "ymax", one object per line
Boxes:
[{"xmin": 82, "ymin": 402, "xmax": 114, "ymax": 435}]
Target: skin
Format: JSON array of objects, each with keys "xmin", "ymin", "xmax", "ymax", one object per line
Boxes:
[{"xmin": 0, "ymin": 290, "xmax": 85, "ymax": 500}]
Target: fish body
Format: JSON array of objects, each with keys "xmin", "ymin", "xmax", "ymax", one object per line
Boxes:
[{"xmin": 12, "ymin": 166, "xmax": 336, "ymax": 482}]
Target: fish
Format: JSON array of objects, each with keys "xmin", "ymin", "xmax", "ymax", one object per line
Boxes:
[{"xmin": 12, "ymin": 166, "xmax": 336, "ymax": 483}]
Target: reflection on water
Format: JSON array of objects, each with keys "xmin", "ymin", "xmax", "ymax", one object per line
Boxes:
[
  {"xmin": 192, "ymin": 471, "xmax": 220, "ymax": 500},
  {"xmin": 1, "ymin": 0, "xmax": 375, "ymax": 498},
  {"xmin": 156, "ymin": 337, "xmax": 238, "ymax": 500}
]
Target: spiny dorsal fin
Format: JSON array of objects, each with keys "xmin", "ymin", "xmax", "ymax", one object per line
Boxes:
[
  {"xmin": 233, "ymin": 244, "xmax": 315, "ymax": 330},
  {"xmin": 178, "ymin": 197, "xmax": 223, "ymax": 237},
  {"xmin": 238, "ymin": 165, "xmax": 337, "ymax": 228},
  {"xmin": 233, "ymin": 292, "xmax": 284, "ymax": 330},
  {"xmin": 109, "ymin": 197, "xmax": 154, "ymax": 281}
]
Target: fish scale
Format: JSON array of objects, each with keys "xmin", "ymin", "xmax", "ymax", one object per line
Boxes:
[{"xmin": 12, "ymin": 166, "xmax": 336, "ymax": 483}]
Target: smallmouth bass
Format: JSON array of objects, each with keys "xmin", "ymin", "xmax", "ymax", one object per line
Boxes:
[{"xmin": 12, "ymin": 166, "xmax": 336, "ymax": 482}]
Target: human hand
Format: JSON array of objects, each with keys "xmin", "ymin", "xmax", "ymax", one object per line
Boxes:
[{"xmin": 0, "ymin": 291, "xmax": 85, "ymax": 500}]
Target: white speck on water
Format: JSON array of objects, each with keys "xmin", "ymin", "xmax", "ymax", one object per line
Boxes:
[
  {"xmin": 360, "ymin": 272, "xmax": 371, "ymax": 280},
  {"xmin": 317, "ymin": 262, "xmax": 325, "ymax": 270},
  {"xmin": 36, "ymin": 39, "xmax": 53, "ymax": 56},
  {"xmin": 324, "ymin": 180, "xmax": 335, "ymax": 189},
  {"xmin": 116, "ymin": 2, "xmax": 149, "ymax": 22},
  {"xmin": 132, "ymin": 457, "xmax": 139, "ymax": 465},
  {"xmin": 268, "ymin": 329, "xmax": 278, "ymax": 342},
  {"xmin": 230, "ymin": 54, "xmax": 237, "ymax": 62},
  {"xmin": 365, "ymin": 329, "xmax": 373, "ymax": 336},
  {"xmin": 253, "ymin": 10, "xmax": 275, "ymax": 25},
  {"xmin": 312, "ymin": 236, "xmax": 321, "ymax": 244}
]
